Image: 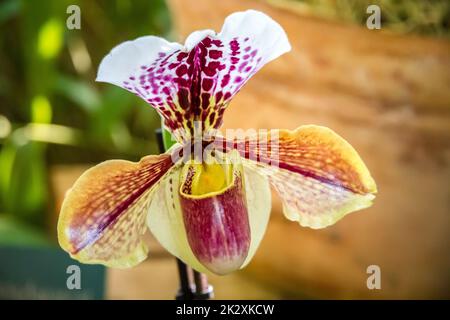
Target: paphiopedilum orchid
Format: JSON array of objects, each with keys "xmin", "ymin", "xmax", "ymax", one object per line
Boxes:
[{"xmin": 58, "ymin": 10, "xmax": 376, "ymax": 275}]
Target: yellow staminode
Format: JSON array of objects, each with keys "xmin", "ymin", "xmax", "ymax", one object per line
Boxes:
[
  {"xmin": 180, "ymin": 150, "xmax": 240, "ymax": 198},
  {"xmin": 190, "ymin": 162, "xmax": 232, "ymax": 195}
]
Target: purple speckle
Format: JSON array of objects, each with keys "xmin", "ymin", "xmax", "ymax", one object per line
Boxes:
[
  {"xmin": 202, "ymin": 78, "xmax": 214, "ymax": 91},
  {"xmin": 208, "ymin": 112, "xmax": 216, "ymax": 124},
  {"xmin": 201, "ymin": 93, "xmax": 210, "ymax": 108},
  {"xmin": 174, "ymin": 77, "xmax": 188, "ymax": 87},
  {"xmin": 176, "ymin": 64, "xmax": 188, "ymax": 76},
  {"xmin": 177, "ymin": 52, "xmax": 188, "ymax": 61},
  {"xmin": 202, "ymin": 37, "xmax": 212, "ymax": 47},
  {"xmin": 238, "ymin": 61, "xmax": 248, "ymax": 72},
  {"xmin": 204, "ymin": 61, "xmax": 223, "ymax": 77},
  {"xmin": 212, "ymin": 39, "xmax": 222, "ymax": 47},
  {"xmin": 209, "ymin": 50, "xmax": 223, "ymax": 59},
  {"xmin": 231, "ymin": 57, "xmax": 240, "ymax": 65},
  {"xmin": 162, "ymin": 87, "xmax": 171, "ymax": 95},
  {"xmin": 221, "ymin": 74, "xmax": 230, "ymax": 87},
  {"xmin": 229, "ymin": 39, "xmax": 240, "ymax": 54}
]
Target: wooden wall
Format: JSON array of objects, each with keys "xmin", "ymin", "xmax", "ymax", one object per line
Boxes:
[{"xmin": 167, "ymin": 0, "xmax": 450, "ymax": 299}]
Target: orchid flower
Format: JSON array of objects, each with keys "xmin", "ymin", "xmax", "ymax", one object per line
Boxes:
[{"xmin": 57, "ymin": 10, "xmax": 377, "ymax": 275}]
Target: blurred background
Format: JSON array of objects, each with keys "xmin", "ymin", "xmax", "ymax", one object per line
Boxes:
[{"xmin": 0, "ymin": 0, "xmax": 449, "ymax": 299}]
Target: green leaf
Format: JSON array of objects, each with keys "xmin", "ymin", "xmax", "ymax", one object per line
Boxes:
[
  {"xmin": 0, "ymin": 0, "xmax": 21, "ymax": 24},
  {"xmin": 0, "ymin": 133, "xmax": 48, "ymax": 227},
  {"xmin": 162, "ymin": 124, "xmax": 176, "ymax": 151},
  {"xmin": 54, "ymin": 76, "xmax": 101, "ymax": 113}
]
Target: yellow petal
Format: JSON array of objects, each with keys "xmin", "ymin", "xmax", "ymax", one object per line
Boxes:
[
  {"xmin": 215, "ymin": 125, "xmax": 377, "ymax": 229},
  {"xmin": 57, "ymin": 154, "xmax": 174, "ymax": 268}
]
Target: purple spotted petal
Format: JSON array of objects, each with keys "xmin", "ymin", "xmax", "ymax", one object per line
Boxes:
[{"xmin": 97, "ymin": 10, "xmax": 290, "ymax": 140}]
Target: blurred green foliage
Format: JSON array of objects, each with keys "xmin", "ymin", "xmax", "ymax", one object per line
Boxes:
[
  {"xmin": 0, "ymin": 0, "xmax": 172, "ymax": 244},
  {"xmin": 289, "ymin": 0, "xmax": 450, "ymax": 37}
]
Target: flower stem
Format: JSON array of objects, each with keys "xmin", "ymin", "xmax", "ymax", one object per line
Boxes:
[{"xmin": 175, "ymin": 258, "xmax": 194, "ymax": 300}]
